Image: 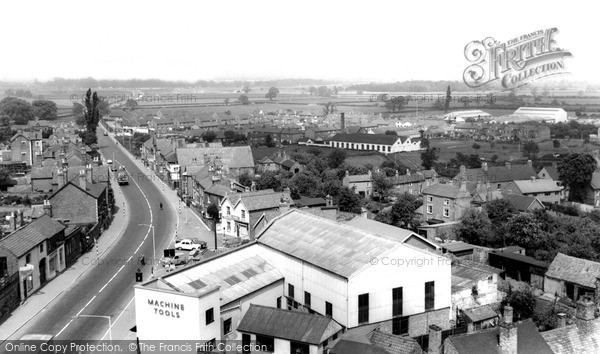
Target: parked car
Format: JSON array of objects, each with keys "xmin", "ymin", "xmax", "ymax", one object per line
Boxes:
[
  {"xmin": 161, "ymin": 252, "xmax": 188, "ymax": 267},
  {"xmin": 106, "ymin": 159, "xmax": 113, "ymax": 164},
  {"xmin": 175, "ymin": 238, "xmax": 207, "ymax": 251}
]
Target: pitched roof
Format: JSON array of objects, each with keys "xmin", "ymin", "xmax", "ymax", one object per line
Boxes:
[
  {"xmin": 545, "ymin": 253, "xmax": 600, "ymax": 288},
  {"xmin": 176, "ymin": 146, "xmax": 254, "ymax": 169},
  {"xmin": 257, "ymin": 210, "xmax": 420, "ymax": 278},
  {"xmin": 447, "ymin": 320, "xmax": 553, "ymax": 354},
  {"xmin": 462, "ymin": 305, "xmax": 498, "ymax": 323},
  {"xmin": 501, "ymin": 193, "xmax": 543, "ymax": 212},
  {"xmin": 227, "ymin": 190, "xmax": 284, "ymax": 211},
  {"xmin": 367, "ymin": 328, "xmax": 424, "ymax": 354},
  {"xmin": 345, "ymin": 216, "xmax": 422, "ymax": 243},
  {"xmin": 330, "ymin": 340, "xmax": 390, "ymax": 354},
  {"xmin": 329, "ymin": 133, "xmax": 402, "ymax": 146},
  {"xmin": 423, "ymin": 183, "xmax": 471, "ymax": 199},
  {"xmin": 237, "ymin": 304, "xmax": 342, "ymax": 345},
  {"xmin": 539, "ymin": 166, "xmax": 559, "ymax": 180},
  {"xmin": 454, "ymin": 165, "xmax": 537, "ymax": 183},
  {"xmin": 346, "ymin": 173, "xmax": 372, "ymax": 183},
  {"xmin": 0, "ymin": 215, "xmax": 66, "ymax": 257},
  {"xmin": 541, "ymin": 318, "xmax": 600, "ymax": 354},
  {"xmin": 509, "ymin": 179, "xmax": 561, "ymax": 194}
]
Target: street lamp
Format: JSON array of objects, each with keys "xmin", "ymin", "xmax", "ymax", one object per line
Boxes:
[
  {"xmin": 73, "ymin": 314, "xmax": 112, "ymax": 341},
  {"xmin": 138, "ymin": 224, "xmax": 156, "ymax": 263}
]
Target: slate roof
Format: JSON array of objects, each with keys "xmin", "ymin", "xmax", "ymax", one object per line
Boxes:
[
  {"xmin": 441, "ymin": 241, "xmax": 475, "ymax": 253},
  {"xmin": 329, "ymin": 133, "xmax": 402, "ymax": 146},
  {"xmin": 454, "ymin": 165, "xmax": 537, "ymax": 184},
  {"xmin": 462, "ymin": 305, "xmax": 498, "ymax": 323},
  {"xmin": 31, "ymin": 166, "xmax": 54, "ymax": 179},
  {"xmin": 447, "ymin": 319, "xmax": 553, "ymax": 354},
  {"xmin": 227, "ymin": 190, "xmax": 284, "ymax": 211},
  {"xmin": 423, "ymin": 183, "xmax": 471, "ymax": 199},
  {"xmin": 541, "ymin": 318, "xmax": 600, "ymax": 354},
  {"xmin": 257, "ymin": 210, "xmax": 418, "ymax": 278},
  {"xmin": 501, "ymin": 193, "xmax": 543, "ymax": 212},
  {"xmin": 367, "ymin": 328, "xmax": 424, "ymax": 354},
  {"xmin": 345, "ymin": 216, "xmax": 422, "ymax": 243},
  {"xmin": 330, "ymin": 340, "xmax": 390, "ymax": 354},
  {"xmin": 539, "ymin": 166, "xmax": 560, "ymax": 180},
  {"xmin": 545, "ymin": 253, "xmax": 600, "ymax": 288},
  {"xmin": 176, "ymin": 146, "xmax": 254, "ymax": 169},
  {"xmin": 346, "ymin": 173, "xmax": 372, "ymax": 183},
  {"xmin": 237, "ymin": 304, "xmax": 342, "ymax": 345},
  {"xmin": 0, "ymin": 215, "xmax": 66, "ymax": 257},
  {"xmin": 294, "ymin": 197, "xmax": 326, "ymax": 208},
  {"xmin": 508, "ymin": 179, "xmax": 561, "ymax": 194},
  {"xmin": 490, "ymin": 251, "xmax": 548, "ymax": 268},
  {"xmin": 452, "ymin": 262, "xmax": 498, "ymax": 292}
]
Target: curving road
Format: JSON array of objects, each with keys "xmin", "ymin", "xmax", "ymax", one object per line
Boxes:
[{"xmin": 8, "ymin": 131, "xmax": 178, "ymax": 341}]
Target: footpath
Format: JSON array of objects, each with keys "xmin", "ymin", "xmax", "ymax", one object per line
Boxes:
[{"xmin": 0, "ymin": 156, "xmax": 130, "ymax": 341}]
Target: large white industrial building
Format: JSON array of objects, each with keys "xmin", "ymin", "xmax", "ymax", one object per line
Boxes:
[{"xmin": 134, "ymin": 210, "xmax": 451, "ymax": 346}]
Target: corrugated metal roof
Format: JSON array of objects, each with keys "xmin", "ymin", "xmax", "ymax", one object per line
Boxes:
[
  {"xmin": 237, "ymin": 304, "xmax": 342, "ymax": 345},
  {"xmin": 257, "ymin": 210, "xmax": 403, "ymax": 278},
  {"xmin": 160, "ymin": 244, "xmax": 283, "ymax": 305}
]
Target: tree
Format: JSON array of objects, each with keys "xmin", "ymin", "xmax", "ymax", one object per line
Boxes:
[
  {"xmin": 224, "ymin": 98, "xmax": 230, "ymax": 106},
  {"xmin": 328, "ymin": 149, "xmax": 346, "ymax": 168},
  {"xmin": 559, "ymin": 153, "xmax": 597, "ymax": 203},
  {"xmin": 125, "ymin": 99, "xmax": 138, "ymax": 110},
  {"xmin": 502, "ymin": 285, "xmax": 536, "ymax": 321},
  {"xmin": 389, "ymin": 193, "xmax": 423, "ymax": 229},
  {"xmin": 72, "ymin": 102, "xmax": 84, "ymax": 117},
  {"xmin": 337, "ymin": 187, "xmax": 360, "ymax": 212},
  {"xmin": 238, "ymin": 94, "xmax": 250, "ymax": 105},
  {"xmin": 32, "ymin": 100, "xmax": 58, "ymax": 120},
  {"xmin": 81, "ymin": 89, "xmax": 101, "ymax": 146},
  {"xmin": 238, "ymin": 173, "xmax": 253, "ymax": 187},
  {"xmin": 317, "ymin": 86, "xmax": 332, "ymax": 97},
  {"xmin": 444, "ymin": 85, "xmax": 451, "ymax": 112},
  {"xmin": 372, "ymin": 172, "xmax": 393, "ymax": 200},
  {"xmin": 97, "ymin": 99, "xmax": 110, "ymax": 116},
  {"xmin": 292, "ymin": 173, "xmax": 322, "ymax": 197},
  {"xmin": 265, "ymin": 87, "xmax": 279, "ymax": 101},
  {"xmin": 322, "ymin": 102, "xmax": 335, "ymax": 116},
  {"xmin": 0, "ymin": 169, "xmax": 15, "ymax": 190},
  {"xmin": 384, "ymin": 130, "xmax": 398, "ymax": 135},
  {"xmin": 421, "ymin": 147, "xmax": 438, "ymax": 170},
  {"xmin": 202, "ymin": 131, "xmax": 217, "ymax": 143},
  {"xmin": 308, "ymin": 86, "xmax": 316, "ymax": 96},
  {"xmin": 0, "ymin": 115, "xmax": 9, "ymax": 126},
  {"xmin": 553, "ymin": 139, "xmax": 560, "ymax": 149},
  {"xmin": 4, "ymin": 89, "xmax": 14, "ymax": 96},
  {"xmin": 224, "ymin": 130, "xmax": 235, "ymax": 142},
  {"xmin": 206, "ymin": 203, "xmax": 220, "ymax": 221},
  {"xmin": 485, "ymin": 199, "xmax": 516, "ymax": 223},
  {"xmin": 242, "ymin": 83, "xmax": 251, "ymax": 94},
  {"xmin": 255, "ymin": 171, "xmax": 282, "ymax": 191},
  {"xmin": 472, "ymin": 143, "xmax": 481, "ymax": 151},
  {"xmin": 420, "ymin": 138, "xmax": 430, "ymax": 149},
  {"xmin": 504, "ymin": 213, "xmax": 543, "ymax": 249},
  {"xmin": 0, "ymin": 97, "xmax": 33, "ymax": 124},
  {"xmin": 522, "ymin": 140, "xmax": 539, "ymax": 158},
  {"xmin": 455, "ymin": 209, "xmax": 493, "ymax": 245},
  {"xmin": 265, "ymin": 134, "xmax": 275, "ymax": 148}
]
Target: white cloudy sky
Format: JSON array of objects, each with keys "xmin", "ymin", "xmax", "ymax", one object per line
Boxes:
[{"xmin": 0, "ymin": 0, "xmax": 596, "ymax": 83}]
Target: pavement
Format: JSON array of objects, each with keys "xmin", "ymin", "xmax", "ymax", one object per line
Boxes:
[{"xmin": 0, "ymin": 152, "xmax": 130, "ymax": 341}]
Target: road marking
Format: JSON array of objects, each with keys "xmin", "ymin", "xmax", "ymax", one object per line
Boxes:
[
  {"xmin": 55, "ymin": 319, "xmax": 73, "ymax": 338},
  {"xmin": 100, "ymin": 296, "xmax": 135, "ymax": 341}
]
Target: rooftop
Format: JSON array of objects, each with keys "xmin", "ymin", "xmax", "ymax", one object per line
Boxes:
[
  {"xmin": 329, "ymin": 133, "xmax": 403, "ymax": 146},
  {"xmin": 509, "ymin": 179, "xmax": 562, "ymax": 194},
  {"xmin": 0, "ymin": 215, "xmax": 66, "ymax": 257},
  {"xmin": 237, "ymin": 304, "xmax": 342, "ymax": 345},
  {"xmin": 545, "ymin": 253, "xmax": 600, "ymax": 289}
]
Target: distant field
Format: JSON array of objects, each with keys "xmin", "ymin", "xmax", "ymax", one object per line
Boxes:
[{"xmin": 344, "ymin": 155, "xmax": 387, "ymax": 168}]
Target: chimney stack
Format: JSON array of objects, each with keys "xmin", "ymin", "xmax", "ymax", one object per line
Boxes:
[
  {"xmin": 482, "ymin": 162, "xmax": 488, "ymax": 172},
  {"xmin": 552, "ymin": 162, "xmax": 558, "ymax": 169},
  {"xmin": 340, "ymin": 112, "xmax": 345, "ymax": 133},
  {"xmin": 530, "ymin": 176, "xmax": 536, "ymax": 182},
  {"xmin": 86, "ymin": 164, "xmax": 93, "ymax": 185},
  {"xmin": 406, "ymin": 169, "xmax": 411, "ymax": 176},
  {"xmin": 594, "ymin": 277, "xmax": 600, "ymax": 315},
  {"xmin": 486, "ymin": 182, "xmax": 493, "ymax": 201},
  {"xmin": 427, "ymin": 325, "xmax": 442, "ymax": 354},
  {"xmin": 556, "ymin": 313, "xmax": 567, "ymax": 328},
  {"xmin": 499, "ymin": 305, "xmax": 517, "ymax": 354},
  {"xmin": 361, "ymin": 207, "xmax": 368, "ymax": 219},
  {"xmin": 576, "ymin": 296, "xmax": 596, "ymax": 324},
  {"xmin": 460, "ymin": 165, "xmax": 466, "ymax": 174},
  {"xmin": 43, "ymin": 200, "xmax": 52, "ymax": 218},
  {"xmin": 460, "ymin": 180, "xmax": 467, "ymax": 191},
  {"xmin": 505, "ymin": 162, "xmax": 511, "ymax": 170},
  {"xmin": 326, "ymin": 194, "xmax": 333, "ymax": 207},
  {"xmin": 79, "ymin": 170, "xmax": 87, "ymax": 190},
  {"xmin": 17, "ymin": 210, "xmax": 23, "ymax": 227},
  {"xmin": 345, "ymin": 170, "xmax": 350, "ymax": 177},
  {"xmin": 527, "ymin": 159, "xmax": 532, "ymax": 167},
  {"xmin": 10, "ymin": 211, "xmax": 17, "ymax": 231},
  {"xmin": 250, "ymin": 181, "xmax": 257, "ymax": 192}
]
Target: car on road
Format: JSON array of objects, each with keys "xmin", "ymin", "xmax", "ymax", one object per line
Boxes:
[
  {"xmin": 103, "ymin": 131, "xmax": 108, "ymax": 136},
  {"xmin": 175, "ymin": 238, "xmax": 207, "ymax": 251},
  {"xmin": 107, "ymin": 159, "xmax": 113, "ymax": 164}
]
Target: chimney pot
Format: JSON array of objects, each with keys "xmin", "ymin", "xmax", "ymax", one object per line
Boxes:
[
  {"xmin": 557, "ymin": 313, "xmax": 567, "ymax": 328},
  {"xmin": 505, "ymin": 162, "xmax": 511, "ymax": 170},
  {"xmin": 43, "ymin": 200, "xmax": 52, "ymax": 217},
  {"xmin": 503, "ymin": 305, "xmax": 514, "ymax": 324},
  {"xmin": 531, "ymin": 176, "xmax": 536, "ymax": 182}
]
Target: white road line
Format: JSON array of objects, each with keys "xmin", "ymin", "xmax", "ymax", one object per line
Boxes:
[
  {"xmin": 55, "ymin": 319, "xmax": 73, "ymax": 338},
  {"xmin": 100, "ymin": 296, "xmax": 135, "ymax": 341},
  {"xmin": 83, "ymin": 295, "xmax": 96, "ymax": 309}
]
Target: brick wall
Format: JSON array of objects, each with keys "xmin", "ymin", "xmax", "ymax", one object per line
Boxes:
[{"xmin": 377, "ymin": 307, "xmax": 451, "ymax": 337}]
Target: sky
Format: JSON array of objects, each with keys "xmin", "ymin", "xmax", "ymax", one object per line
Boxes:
[{"xmin": 0, "ymin": 0, "xmax": 597, "ymax": 83}]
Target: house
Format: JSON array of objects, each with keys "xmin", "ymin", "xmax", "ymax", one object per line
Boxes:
[
  {"xmin": 444, "ymin": 306, "xmax": 554, "ymax": 354},
  {"xmin": 422, "ymin": 182, "xmax": 473, "ymax": 222},
  {"xmin": 0, "ymin": 214, "xmax": 67, "ymax": 301},
  {"xmin": 488, "ymin": 251, "xmax": 548, "ymax": 288},
  {"xmin": 237, "ymin": 304, "xmax": 343, "ymax": 354},
  {"xmin": 272, "ymin": 152, "xmax": 303, "ymax": 175},
  {"xmin": 256, "ymin": 157, "xmax": 278, "ymax": 173},
  {"xmin": 537, "ymin": 164, "xmax": 559, "ymax": 180},
  {"xmin": 453, "ymin": 161, "xmax": 537, "ymax": 190},
  {"xmin": 501, "ymin": 192, "xmax": 545, "ymax": 212},
  {"xmin": 328, "ymin": 133, "xmax": 421, "ymax": 154},
  {"xmin": 343, "ymin": 170, "xmax": 372, "ymax": 197},
  {"xmin": 305, "ymin": 126, "xmax": 339, "ymax": 140},
  {"xmin": 134, "ymin": 210, "xmax": 452, "ymax": 342},
  {"xmin": 544, "ymin": 253, "xmax": 600, "ymax": 303},
  {"xmin": 220, "ymin": 188, "xmax": 292, "ymax": 239},
  {"xmin": 502, "ymin": 177, "xmax": 562, "ymax": 204},
  {"xmin": 175, "ymin": 146, "xmax": 255, "ymax": 177},
  {"xmin": 387, "ymin": 169, "xmax": 437, "ymax": 196},
  {"xmin": 10, "ymin": 131, "xmax": 43, "ymax": 166},
  {"xmin": 540, "ymin": 296, "xmax": 600, "ymax": 354}
]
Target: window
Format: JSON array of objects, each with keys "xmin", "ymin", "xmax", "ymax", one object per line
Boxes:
[
  {"xmin": 226, "ymin": 221, "xmax": 231, "ymax": 231},
  {"xmin": 226, "ymin": 206, "xmax": 231, "ymax": 216},
  {"xmin": 304, "ymin": 291, "xmax": 311, "ymax": 308},
  {"xmin": 277, "ymin": 296, "xmax": 281, "ymax": 309},
  {"xmin": 392, "ymin": 287, "xmax": 403, "ymax": 317},
  {"xmin": 425, "ymin": 281, "xmax": 435, "ymax": 311},
  {"xmin": 26, "ymin": 253, "xmax": 31, "ymax": 264},
  {"xmin": 545, "ymin": 192, "xmax": 551, "ymax": 196},
  {"xmin": 0, "ymin": 257, "xmax": 7, "ymax": 276},
  {"xmin": 392, "ymin": 316, "xmax": 409, "ymax": 335},
  {"xmin": 497, "ymin": 183, "xmax": 501, "ymax": 189},
  {"xmin": 39, "ymin": 243, "xmax": 44, "ymax": 253},
  {"xmin": 387, "ymin": 146, "xmax": 391, "ymax": 152},
  {"xmin": 358, "ymin": 293, "xmax": 369, "ymax": 324},
  {"xmin": 206, "ymin": 308, "xmax": 214, "ymax": 324},
  {"xmin": 427, "ymin": 205, "xmax": 433, "ymax": 214},
  {"xmin": 288, "ymin": 283, "xmax": 294, "ymax": 298},
  {"xmin": 427, "ymin": 196, "xmax": 433, "ymax": 203},
  {"xmin": 241, "ymin": 210, "xmax": 246, "ymax": 219},
  {"xmin": 443, "ymin": 208, "xmax": 450, "ymax": 218},
  {"xmin": 223, "ymin": 318, "xmax": 232, "ymax": 334},
  {"xmin": 443, "ymin": 199, "xmax": 449, "ymax": 205},
  {"xmin": 256, "ymin": 335, "xmax": 275, "ymax": 352},
  {"xmin": 326, "ymin": 301, "xmax": 333, "ymax": 317}
]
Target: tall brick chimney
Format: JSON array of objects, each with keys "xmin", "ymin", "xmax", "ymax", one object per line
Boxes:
[
  {"xmin": 340, "ymin": 112, "xmax": 345, "ymax": 133},
  {"xmin": 576, "ymin": 296, "xmax": 596, "ymax": 326},
  {"xmin": 428, "ymin": 325, "xmax": 442, "ymax": 354}
]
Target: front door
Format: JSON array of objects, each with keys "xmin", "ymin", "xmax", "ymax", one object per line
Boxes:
[
  {"xmin": 39, "ymin": 258, "xmax": 46, "ymax": 284},
  {"xmin": 22, "ymin": 279, "xmax": 28, "ymax": 298}
]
